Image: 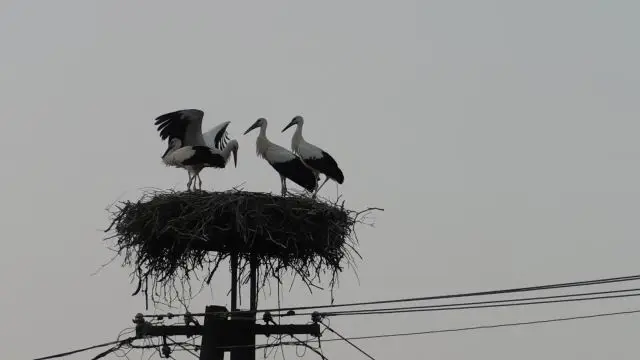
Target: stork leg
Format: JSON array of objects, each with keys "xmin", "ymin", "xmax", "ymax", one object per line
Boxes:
[
  {"xmin": 186, "ymin": 172, "xmax": 193, "ymax": 191},
  {"xmin": 313, "ymin": 176, "xmax": 331, "ymax": 198},
  {"xmin": 185, "ymin": 168, "xmax": 197, "ymax": 191},
  {"xmin": 195, "ymin": 172, "xmax": 203, "ymax": 191},
  {"xmin": 280, "ymin": 176, "xmax": 287, "ymax": 196}
]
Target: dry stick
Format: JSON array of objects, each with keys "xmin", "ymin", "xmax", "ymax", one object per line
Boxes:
[{"xmin": 106, "ymin": 189, "xmax": 382, "ymax": 306}]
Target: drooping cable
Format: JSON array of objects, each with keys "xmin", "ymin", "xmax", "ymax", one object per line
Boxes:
[
  {"xmin": 33, "ymin": 337, "xmax": 135, "ymax": 360},
  {"xmin": 319, "ymin": 320, "xmax": 376, "ymax": 360}
]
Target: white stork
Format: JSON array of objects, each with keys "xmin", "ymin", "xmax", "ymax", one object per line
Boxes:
[
  {"xmin": 154, "ymin": 109, "xmax": 233, "ymax": 189},
  {"xmin": 282, "ymin": 115, "xmax": 344, "ymax": 197},
  {"xmin": 162, "ymin": 138, "xmax": 239, "ymax": 191},
  {"xmin": 243, "ymin": 117, "xmax": 317, "ymax": 196}
]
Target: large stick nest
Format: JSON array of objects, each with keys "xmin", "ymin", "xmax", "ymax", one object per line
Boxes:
[{"xmin": 104, "ymin": 189, "xmax": 380, "ymax": 306}]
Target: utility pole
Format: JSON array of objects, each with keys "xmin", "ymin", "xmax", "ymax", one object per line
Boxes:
[
  {"xmin": 199, "ymin": 305, "xmax": 227, "ymax": 360},
  {"xmin": 230, "ymin": 254, "xmax": 258, "ymax": 360},
  {"xmin": 134, "ymin": 254, "xmax": 319, "ymax": 359},
  {"xmin": 229, "ymin": 253, "xmax": 258, "ymax": 360},
  {"xmin": 230, "ymin": 252, "xmax": 238, "ymax": 312},
  {"xmin": 134, "ymin": 309, "xmax": 319, "ymax": 360}
]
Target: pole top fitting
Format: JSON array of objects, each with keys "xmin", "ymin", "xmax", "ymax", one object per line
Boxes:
[
  {"xmin": 133, "ymin": 313, "xmax": 145, "ymax": 324},
  {"xmin": 311, "ymin": 311, "xmax": 323, "ymax": 323},
  {"xmin": 262, "ymin": 311, "xmax": 273, "ymax": 324}
]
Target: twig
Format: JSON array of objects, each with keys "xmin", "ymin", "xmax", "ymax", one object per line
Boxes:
[{"xmin": 104, "ymin": 189, "xmax": 381, "ymax": 306}]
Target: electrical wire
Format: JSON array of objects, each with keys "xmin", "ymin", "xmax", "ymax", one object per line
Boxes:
[
  {"xmin": 314, "ymin": 289, "xmax": 640, "ymax": 317},
  {"xmin": 319, "ymin": 320, "xmax": 375, "ymax": 360},
  {"xmin": 310, "ymin": 308, "xmax": 640, "ymax": 343},
  {"xmin": 265, "ymin": 318, "xmax": 329, "ymax": 360},
  {"xmin": 166, "ymin": 337, "xmax": 199, "ymax": 359},
  {"xmin": 279, "ymin": 287, "xmax": 640, "ymax": 317},
  {"xmin": 312, "ymin": 310, "xmax": 640, "ymax": 342},
  {"xmin": 33, "ymin": 337, "xmax": 136, "ymax": 360},
  {"xmin": 222, "ymin": 308, "xmax": 640, "ymax": 350},
  {"xmin": 258, "ymin": 274, "xmax": 640, "ymax": 314},
  {"xmin": 140, "ymin": 273, "xmax": 640, "ymax": 318},
  {"xmin": 91, "ymin": 342, "xmax": 128, "ymax": 360},
  {"xmin": 35, "ymin": 275, "xmax": 640, "ymax": 359}
]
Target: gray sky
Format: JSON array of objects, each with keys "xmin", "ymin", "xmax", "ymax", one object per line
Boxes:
[{"xmin": 2, "ymin": 0, "xmax": 640, "ymax": 358}]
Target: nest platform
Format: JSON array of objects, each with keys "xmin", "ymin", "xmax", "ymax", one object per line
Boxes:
[{"xmin": 105, "ymin": 189, "xmax": 379, "ymax": 305}]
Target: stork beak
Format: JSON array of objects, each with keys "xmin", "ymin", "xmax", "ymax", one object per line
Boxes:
[
  {"xmin": 282, "ymin": 119, "xmax": 296, "ymax": 133},
  {"xmin": 232, "ymin": 147, "xmax": 238, "ymax": 167},
  {"xmin": 244, "ymin": 121, "xmax": 260, "ymax": 135}
]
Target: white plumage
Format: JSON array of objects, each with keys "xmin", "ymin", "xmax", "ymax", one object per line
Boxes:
[
  {"xmin": 162, "ymin": 145, "xmax": 199, "ymax": 167},
  {"xmin": 244, "ymin": 118, "xmax": 317, "ymax": 195},
  {"xmin": 162, "ymin": 138, "xmax": 239, "ymax": 191},
  {"xmin": 202, "ymin": 121, "xmax": 232, "ymax": 149},
  {"xmin": 282, "ymin": 115, "xmax": 344, "ymax": 197},
  {"xmin": 154, "ymin": 109, "xmax": 234, "ymax": 189}
]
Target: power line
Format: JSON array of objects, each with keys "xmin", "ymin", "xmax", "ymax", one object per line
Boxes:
[
  {"xmin": 257, "ymin": 274, "xmax": 640, "ymax": 314},
  {"xmin": 166, "ymin": 337, "xmax": 199, "ymax": 359},
  {"xmin": 33, "ymin": 337, "xmax": 135, "ymax": 360},
  {"xmin": 222, "ymin": 308, "xmax": 640, "ymax": 350},
  {"xmin": 315, "ymin": 308, "xmax": 640, "ymax": 342},
  {"xmin": 254, "ymin": 318, "xmax": 329, "ymax": 360},
  {"xmin": 90, "ymin": 342, "xmax": 127, "ymax": 360},
  {"xmin": 278, "ymin": 287, "xmax": 640, "ymax": 317},
  {"xmin": 316, "ymin": 289, "xmax": 640, "ymax": 317},
  {"xmin": 141, "ymin": 273, "xmax": 640, "ymax": 319},
  {"xmin": 280, "ymin": 334, "xmax": 328, "ymax": 360},
  {"xmin": 319, "ymin": 320, "xmax": 376, "ymax": 360},
  {"xmin": 40, "ymin": 275, "xmax": 634, "ymax": 359}
]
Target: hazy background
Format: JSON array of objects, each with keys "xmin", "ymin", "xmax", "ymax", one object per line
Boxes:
[{"xmin": 2, "ymin": 1, "xmax": 640, "ymax": 358}]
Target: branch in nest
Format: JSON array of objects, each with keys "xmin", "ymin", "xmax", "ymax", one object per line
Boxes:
[{"xmin": 104, "ymin": 188, "xmax": 383, "ymax": 306}]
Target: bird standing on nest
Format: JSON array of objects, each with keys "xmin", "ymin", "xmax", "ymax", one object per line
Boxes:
[
  {"xmin": 244, "ymin": 117, "xmax": 317, "ymax": 196},
  {"xmin": 282, "ymin": 115, "xmax": 344, "ymax": 198},
  {"xmin": 154, "ymin": 109, "xmax": 234, "ymax": 190},
  {"xmin": 162, "ymin": 138, "xmax": 238, "ymax": 191}
]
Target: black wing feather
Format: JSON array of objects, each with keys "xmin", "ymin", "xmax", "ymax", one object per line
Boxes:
[
  {"xmin": 154, "ymin": 109, "xmax": 202, "ymax": 142},
  {"xmin": 212, "ymin": 124, "xmax": 231, "ymax": 150},
  {"xmin": 181, "ymin": 146, "xmax": 227, "ymax": 168},
  {"xmin": 304, "ymin": 151, "xmax": 344, "ymax": 184},
  {"xmin": 270, "ymin": 158, "xmax": 318, "ymax": 192}
]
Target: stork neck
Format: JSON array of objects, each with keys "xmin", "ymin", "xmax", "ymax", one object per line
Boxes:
[
  {"xmin": 162, "ymin": 141, "xmax": 179, "ymax": 160},
  {"xmin": 221, "ymin": 143, "xmax": 232, "ymax": 160},
  {"xmin": 291, "ymin": 123, "xmax": 304, "ymax": 152},
  {"xmin": 256, "ymin": 125, "xmax": 270, "ymax": 158}
]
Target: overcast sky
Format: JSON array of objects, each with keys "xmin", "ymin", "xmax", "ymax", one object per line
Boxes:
[{"xmin": 2, "ymin": 1, "xmax": 640, "ymax": 359}]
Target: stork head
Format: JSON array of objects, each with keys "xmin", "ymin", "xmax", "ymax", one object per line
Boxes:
[
  {"xmin": 244, "ymin": 118, "xmax": 267, "ymax": 135},
  {"xmin": 227, "ymin": 139, "xmax": 239, "ymax": 167},
  {"xmin": 162, "ymin": 138, "xmax": 182, "ymax": 158},
  {"xmin": 282, "ymin": 115, "xmax": 304, "ymax": 133}
]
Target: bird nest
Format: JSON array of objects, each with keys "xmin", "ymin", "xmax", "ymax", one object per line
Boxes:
[{"xmin": 104, "ymin": 189, "xmax": 381, "ymax": 307}]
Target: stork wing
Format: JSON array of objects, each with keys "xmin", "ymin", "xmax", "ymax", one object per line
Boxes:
[
  {"xmin": 264, "ymin": 143, "xmax": 318, "ymax": 192},
  {"xmin": 302, "ymin": 149, "xmax": 344, "ymax": 184},
  {"xmin": 265, "ymin": 143, "xmax": 298, "ymax": 162},
  {"xmin": 202, "ymin": 121, "xmax": 231, "ymax": 150},
  {"xmin": 154, "ymin": 109, "xmax": 204, "ymax": 145}
]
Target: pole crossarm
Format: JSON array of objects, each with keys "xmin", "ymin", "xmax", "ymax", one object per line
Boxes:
[
  {"xmin": 135, "ymin": 323, "xmax": 320, "ymax": 339},
  {"xmin": 134, "ymin": 310, "xmax": 320, "ymax": 358},
  {"xmin": 136, "ymin": 324, "xmax": 202, "ymax": 338}
]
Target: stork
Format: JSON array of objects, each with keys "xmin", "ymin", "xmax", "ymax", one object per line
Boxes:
[
  {"xmin": 162, "ymin": 138, "xmax": 238, "ymax": 191},
  {"xmin": 154, "ymin": 109, "xmax": 233, "ymax": 189},
  {"xmin": 243, "ymin": 118, "xmax": 317, "ymax": 196},
  {"xmin": 282, "ymin": 115, "xmax": 344, "ymax": 197}
]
